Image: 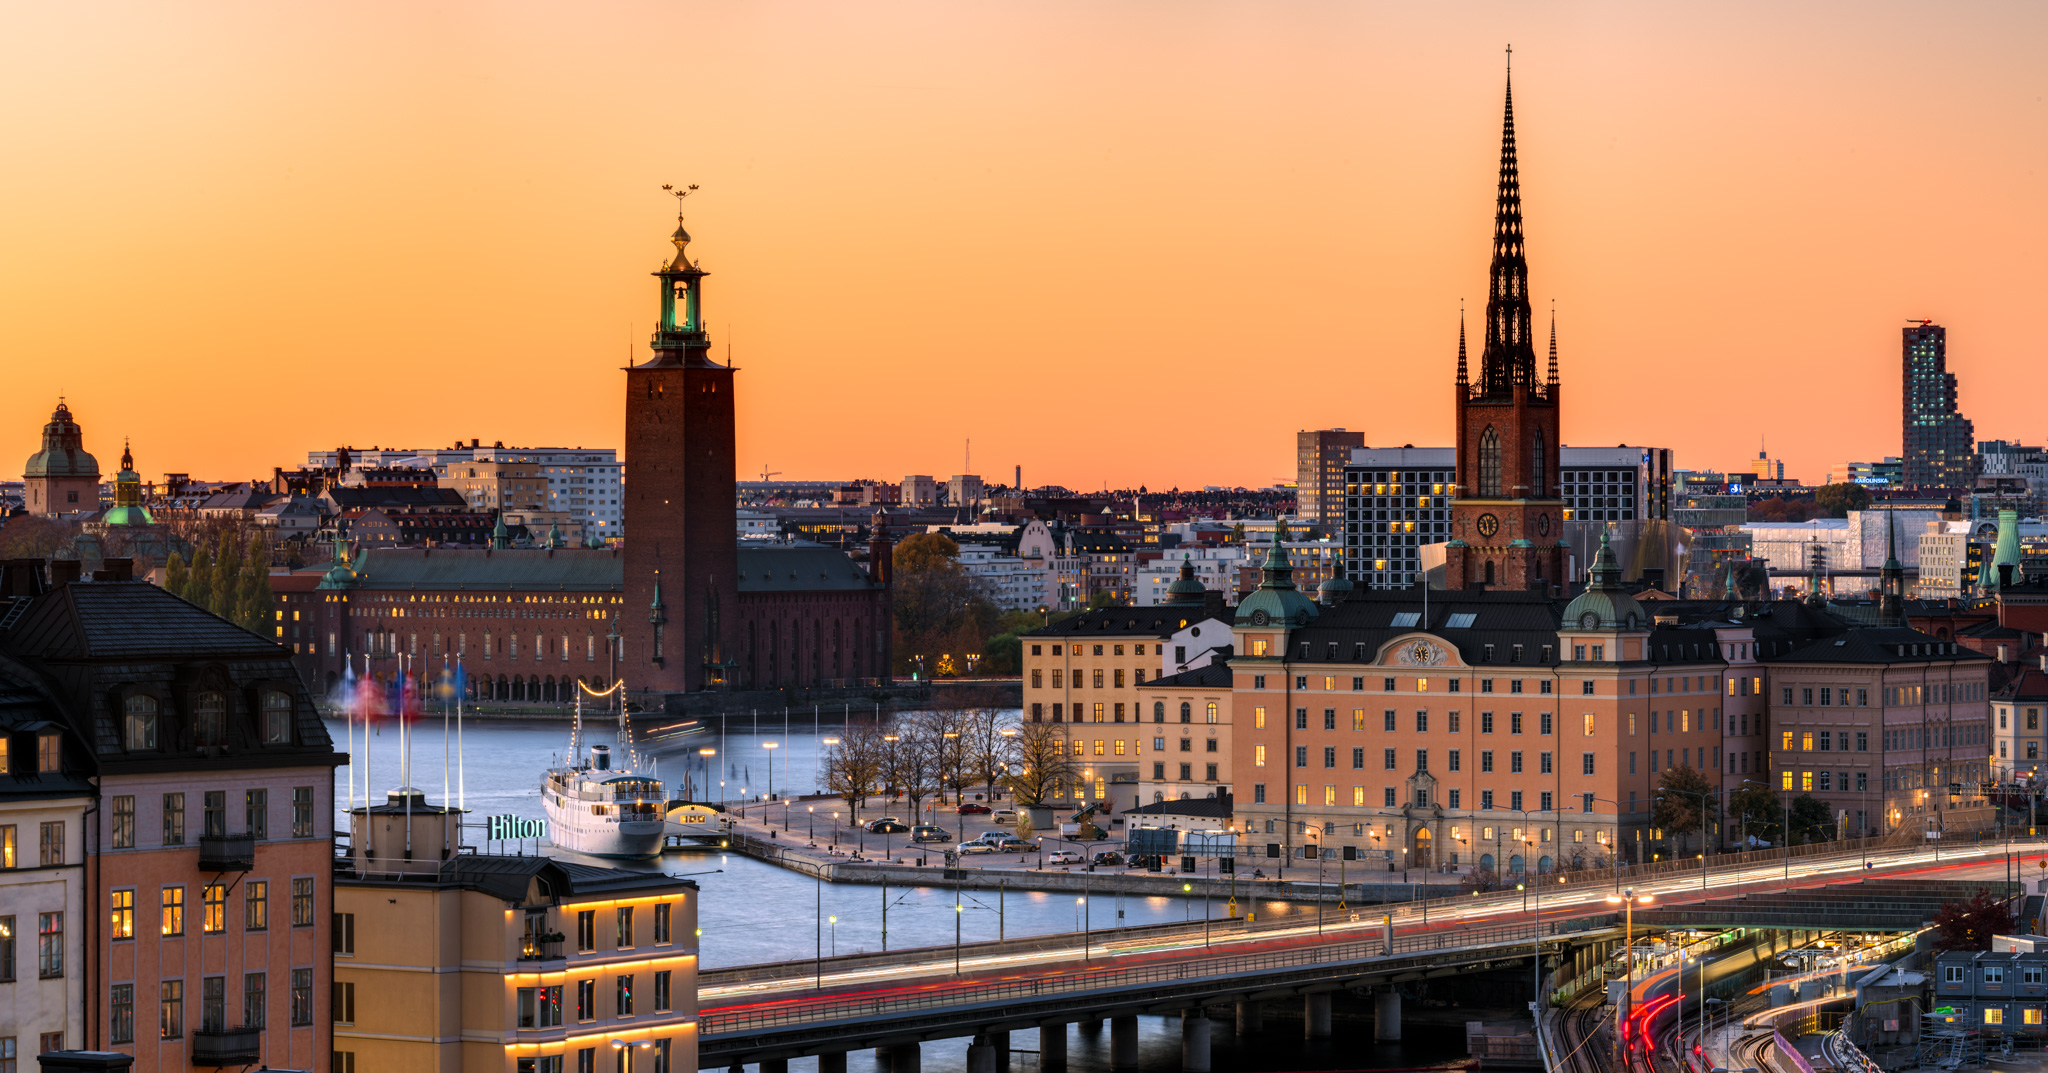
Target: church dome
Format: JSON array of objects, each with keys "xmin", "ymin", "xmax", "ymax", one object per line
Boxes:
[
  {"xmin": 24, "ymin": 401, "xmax": 100, "ymax": 480},
  {"xmin": 1165, "ymin": 554, "xmax": 1208, "ymax": 604},
  {"xmin": 100, "ymin": 440, "xmax": 153, "ymax": 527},
  {"xmin": 1234, "ymin": 522, "xmax": 1320, "ymax": 628},
  {"xmin": 1561, "ymin": 531, "xmax": 1646, "ymax": 632}
]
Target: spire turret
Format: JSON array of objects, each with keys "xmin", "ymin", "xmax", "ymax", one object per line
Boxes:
[
  {"xmin": 640, "ymin": 185, "xmax": 718, "ymax": 369},
  {"xmin": 1477, "ymin": 63, "xmax": 1537, "ymax": 398},
  {"xmin": 1547, "ymin": 304, "xmax": 1558, "ymax": 387},
  {"xmin": 1456, "ymin": 306, "xmax": 1468, "ymax": 385}
]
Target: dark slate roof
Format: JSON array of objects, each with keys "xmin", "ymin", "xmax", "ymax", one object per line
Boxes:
[
  {"xmin": 1283, "ymin": 589, "xmax": 1581, "ymax": 667},
  {"xmin": 1141, "ymin": 660, "xmax": 1235, "ymax": 689},
  {"xmin": 5, "ymin": 581, "xmax": 287, "ymax": 660},
  {"xmin": 735, "ymin": 545, "xmax": 881, "ymax": 592},
  {"xmin": 0, "ymin": 652, "xmax": 95, "ymax": 800},
  {"xmin": 1768, "ymin": 628, "xmax": 1988, "ymax": 665},
  {"xmin": 328, "ymin": 486, "xmax": 467, "ymax": 511},
  {"xmin": 1028, "ymin": 605, "xmax": 1229, "ymax": 639},
  {"xmin": 1126, "ymin": 797, "xmax": 1233, "ymax": 819},
  {"xmin": 351, "ymin": 547, "xmax": 624, "ymax": 591},
  {"xmin": 1993, "ymin": 665, "xmax": 2048, "ymax": 702}
]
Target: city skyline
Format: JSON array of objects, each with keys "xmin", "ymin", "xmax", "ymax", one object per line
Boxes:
[{"xmin": 2, "ymin": 3, "xmax": 2041, "ymax": 490}]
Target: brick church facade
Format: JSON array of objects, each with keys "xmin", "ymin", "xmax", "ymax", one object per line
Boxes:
[{"xmin": 1444, "ymin": 72, "xmax": 1569, "ymax": 595}]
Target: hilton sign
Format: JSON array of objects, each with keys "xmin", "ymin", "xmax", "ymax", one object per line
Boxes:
[{"xmin": 488, "ymin": 815, "xmax": 547, "ymax": 841}]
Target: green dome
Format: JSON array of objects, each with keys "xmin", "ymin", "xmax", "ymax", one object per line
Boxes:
[
  {"xmin": 23, "ymin": 401, "xmax": 99, "ymax": 479},
  {"xmin": 1235, "ymin": 521, "xmax": 1319, "ymax": 628},
  {"xmin": 100, "ymin": 504, "xmax": 153, "ymax": 527},
  {"xmin": 1560, "ymin": 531, "xmax": 1645, "ymax": 632},
  {"xmin": 1165, "ymin": 554, "xmax": 1207, "ymax": 604}
]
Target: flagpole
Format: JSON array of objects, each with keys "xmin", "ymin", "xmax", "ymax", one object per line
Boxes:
[
  {"xmin": 344, "ymin": 660, "xmax": 355, "ymax": 818},
  {"xmin": 403, "ymin": 652, "xmax": 413, "ymax": 859},
  {"xmin": 442, "ymin": 656, "xmax": 451, "ymax": 810},
  {"xmin": 457, "ymin": 660, "xmax": 466, "ymax": 812},
  {"xmin": 362, "ymin": 652, "xmax": 372, "ymax": 813}
]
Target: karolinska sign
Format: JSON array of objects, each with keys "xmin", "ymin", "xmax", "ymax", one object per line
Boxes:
[{"xmin": 488, "ymin": 814, "xmax": 547, "ymax": 841}]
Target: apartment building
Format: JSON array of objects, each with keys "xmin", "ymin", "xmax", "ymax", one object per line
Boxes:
[
  {"xmin": 471, "ymin": 446, "xmax": 624, "ymax": 542},
  {"xmin": 333, "ymin": 795, "xmax": 697, "ymax": 1073},
  {"xmin": 3, "ymin": 576, "xmax": 340, "ymax": 1071},
  {"xmin": 0, "ymin": 669, "xmax": 94, "ymax": 1060},
  {"xmin": 1131, "ymin": 662, "xmax": 1234, "ymax": 808}
]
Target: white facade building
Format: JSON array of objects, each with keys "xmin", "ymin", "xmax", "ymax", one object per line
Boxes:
[
  {"xmin": 471, "ymin": 446, "xmax": 623, "ymax": 542},
  {"xmin": 0, "ymin": 788, "xmax": 88, "ymax": 1057},
  {"xmin": 1742, "ymin": 509, "xmax": 1943, "ymax": 576},
  {"xmin": 1137, "ymin": 547, "xmax": 1247, "ymax": 606}
]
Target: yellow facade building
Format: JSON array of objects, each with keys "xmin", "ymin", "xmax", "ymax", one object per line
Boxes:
[{"xmin": 334, "ymin": 792, "xmax": 697, "ymax": 1073}]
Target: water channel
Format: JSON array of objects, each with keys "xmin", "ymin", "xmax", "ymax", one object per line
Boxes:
[{"xmin": 328, "ymin": 713, "xmax": 1476, "ymax": 1071}]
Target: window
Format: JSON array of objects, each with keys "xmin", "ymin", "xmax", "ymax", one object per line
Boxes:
[
  {"xmin": 293, "ymin": 787, "xmax": 314, "ymax": 838},
  {"xmin": 292, "ymin": 877, "xmax": 314, "ymax": 926},
  {"xmin": 332, "ymin": 980, "xmax": 353, "ymax": 1026},
  {"xmin": 163, "ymin": 793, "xmax": 185, "ymax": 845},
  {"xmin": 1986, "ymin": 1008, "xmax": 2005, "ymax": 1025},
  {"xmin": 263, "ymin": 691, "xmax": 293, "ymax": 743},
  {"xmin": 1448, "ymin": 749, "xmax": 1461, "ymax": 771},
  {"xmin": 292, "ymin": 969, "xmax": 313, "ymax": 1025},
  {"xmin": 194, "ymin": 691, "xmax": 226, "ymax": 746},
  {"xmin": 0, "ymin": 916, "xmax": 11, "ymax": 982},
  {"xmin": 1541, "ymin": 752, "xmax": 1553, "ymax": 774},
  {"xmin": 617, "ymin": 906, "xmax": 635, "ymax": 948},
  {"xmin": 163, "ymin": 979, "xmax": 186, "ymax": 1037},
  {"xmin": 1253, "ymin": 745, "xmax": 1267, "ymax": 767},
  {"xmin": 577, "ymin": 979, "xmax": 596, "ymax": 1021},
  {"xmin": 1323, "ymin": 746, "xmax": 1336, "ymax": 768},
  {"xmin": 38, "ymin": 822, "xmax": 62, "ymax": 866},
  {"xmin": 1511, "ymin": 751, "xmax": 1524, "ymax": 773},
  {"xmin": 242, "ymin": 880, "xmax": 267, "ymax": 931},
  {"xmin": 616, "ymin": 974, "xmax": 635, "ymax": 1016},
  {"xmin": 1295, "ymin": 746, "xmax": 1308, "ymax": 768},
  {"xmin": 244, "ymin": 971, "xmax": 267, "ymax": 1029},
  {"xmin": 111, "ymin": 889, "xmax": 134, "ymax": 939},
  {"xmin": 112, "ymin": 983, "xmax": 135, "ymax": 1043},
  {"xmin": 578, "ymin": 910, "xmax": 597, "ymax": 952},
  {"xmin": 203, "ymin": 884, "xmax": 226, "ymax": 933},
  {"xmin": 1482, "ymin": 711, "xmax": 1494, "ymax": 734},
  {"xmin": 111, "ymin": 795, "xmax": 136, "ymax": 849},
  {"xmin": 36, "ymin": 913, "xmax": 60, "ymax": 978},
  {"xmin": 655, "ymin": 902, "xmax": 671, "ymax": 944},
  {"xmin": 246, "ymin": 789, "xmax": 268, "ymax": 840},
  {"xmin": 1945, "ymin": 965, "xmax": 1965, "ymax": 984},
  {"xmin": 162, "ymin": 886, "xmax": 185, "ymax": 936},
  {"xmin": 124, "ymin": 695, "xmax": 159, "ymax": 751},
  {"xmin": 1583, "ymin": 753, "xmax": 1595, "ymax": 775},
  {"xmin": 203, "ymin": 790, "xmax": 227, "ymax": 839},
  {"xmin": 1384, "ymin": 748, "xmax": 1396, "ymax": 769}
]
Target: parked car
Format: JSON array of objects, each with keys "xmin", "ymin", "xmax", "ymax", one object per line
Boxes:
[
  {"xmin": 973, "ymin": 830, "xmax": 1012, "ymax": 845},
  {"xmin": 1044, "ymin": 850, "xmax": 1085, "ymax": 866},
  {"xmin": 910, "ymin": 825, "xmax": 952, "ymax": 843},
  {"xmin": 958, "ymin": 841, "xmax": 998, "ymax": 855},
  {"xmin": 997, "ymin": 838, "xmax": 1033, "ymax": 852},
  {"xmin": 991, "ymin": 809, "xmax": 1019, "ymax": 825},
  {"xmin": 957, "ymin": 803, "xmax": 992, "ymax": 815},
  {"xmin": 866, "ymin": 820, "xmax": 909, "ymax": 834},
  {"xmin": 1091, "ymin": 851, "xmax": 1126, "ymax": 867},
  {"xmin": 864, "ymin": 817, "xmax": 903, "ymax": 833}
]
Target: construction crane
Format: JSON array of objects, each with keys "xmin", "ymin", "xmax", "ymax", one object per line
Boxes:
[{"xmin": 758, "ymin": 467, "xmax": 782, "ymax": 482}]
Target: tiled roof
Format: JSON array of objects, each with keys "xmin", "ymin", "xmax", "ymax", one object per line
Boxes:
[
  {"xmin": 1767, "ymin": 628, "xmax": 1988, "ymax": 665},
  {"xmin": 1140, "ymin": 660, "xmax": 1235, "ymax": 689},
  {"xmin": 342, "ymin": 854, "xmax": 698, "ymax": 902},
  {"xmin": 1028, "ymin": 606, "xmax": 1228, "ymax": 639},
  {"xmin": 735, "ymin": 545, "xmax": 881, "ymax": 592},
  {"xmin": 350, "ymin": 548, "xmax": 624, "ymax": 591},
  {"xmin": 5, "ymin": 581, "xmax": 288, "ymax": 660},
  {"xmin": 328, "ymin": 486, "xmax": 467, "ymax": 510}
]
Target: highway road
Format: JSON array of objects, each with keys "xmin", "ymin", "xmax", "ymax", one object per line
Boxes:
[{"xmin": 701, "ymin": 839, "xmax": 2044, "ymax": 1022}]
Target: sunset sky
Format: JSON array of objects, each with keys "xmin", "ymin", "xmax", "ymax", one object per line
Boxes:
[{"xmin": 1, "ymin": 2, "xmax": 2042, "ymax": 492}]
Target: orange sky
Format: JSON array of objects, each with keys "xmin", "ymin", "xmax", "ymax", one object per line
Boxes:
[{"xmin": 1, "ymin": 2, "xmax": 2042, "ymax": 492}]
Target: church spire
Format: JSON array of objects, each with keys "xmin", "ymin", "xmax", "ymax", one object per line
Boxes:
[
  {"xmin": 1478, "ymin": 56, "xmax": 1535, "ymax": 398},
  {"xmin": 1547, "ymin": 302, "xmax": 1558, "ymax": 387},
  {"xmin": 1456, "ymin": 305, "xmax": 1468, "ymax": 385}
]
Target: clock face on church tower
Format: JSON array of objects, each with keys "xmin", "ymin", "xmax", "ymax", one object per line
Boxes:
[
  {"xmin": 1537, "ymin": 513, "xmax": 1551, "ymax": 537},
  {"xmin": 1476, "ymin": 513, "xmax": 1500, "ymax": 539}
]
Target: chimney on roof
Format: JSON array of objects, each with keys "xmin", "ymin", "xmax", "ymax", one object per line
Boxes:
[
  {"xmin": 48, "ymin": 560, "xmax": 81, "ymax": 586},
  {"xmin": 1999, "ymin": 644, "xmax": 2010, "ymax": 663}
]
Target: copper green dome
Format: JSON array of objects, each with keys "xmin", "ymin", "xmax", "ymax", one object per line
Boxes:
[
  {"xmin": 1165, "ymin": 554, "xmax": 1207, "ymax": 604},
  {"xmin": 1234, "ymin": 520, "xmax": 1319, "ymax": 628},
  {"xmin": 100, "ymin": 440, "xmax": 153, "ymax": 527},
  {"xmin": 23, "ymin": 401, "xmax": 100, "ymax": 480},
  {"xmin": 1560, "ymin": 531, "xmax": 1645, "ymax": 632}
]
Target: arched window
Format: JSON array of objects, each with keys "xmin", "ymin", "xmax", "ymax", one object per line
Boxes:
[
  {"xmin": 1484, "ymin": 560, "xmax": 1496, "ymax": 585},
  {"xmin": 1478, "ymin": 426, "xmax": 1502, "ymax": 496},
  {"xmin": 1180, "ymin": 702, "xmax": 1192, "ymax": 724},
  {"xmin": 1206, "ymin": 702, "xmax": 1219, "ymax": 724},
  {"xmin": 123, "ymin": 695, "xmax": 159, "ymax": 752},
  {"xmin": 261, "ymin": 692, "xmax": 293, "ymax": 744},
  {"xmin": 193, "ymin": 692, "xmax": 226, "ymax": 747},
  {"xmin": 1531, "ymin": 428, "xmax": 1545, "ymax": 495},
  {"xmin": 1152, "ymin": 702, "xmax": 1165, "ymax": 723}
]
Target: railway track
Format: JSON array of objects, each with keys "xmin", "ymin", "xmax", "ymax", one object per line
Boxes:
[{"xmin": 1552, "ymin": 978, "xmax": 1613, "ymax": 1073}]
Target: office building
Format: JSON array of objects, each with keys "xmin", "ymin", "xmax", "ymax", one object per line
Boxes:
[
  {"xmin": 1902, "ymin": 322, "xmax": 1976, "ymax": 491},
  {"xmin": 1295, "ymin": 430, "xmax": 1365, "ymax": 523}
]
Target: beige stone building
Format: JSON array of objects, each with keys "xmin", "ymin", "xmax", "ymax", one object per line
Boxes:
[
  {"xmin": 1132, "ymin": 662, "xmax": 1234, "ymax": 807},
  {"xmin": 333, "ymin": 792, "xmax": 697, "ymax": 1073}
]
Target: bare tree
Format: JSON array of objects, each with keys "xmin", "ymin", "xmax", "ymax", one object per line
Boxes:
[
  {"xmin": 882, "ymin": 719, "xmax": 943, "ymax": 819},
  {"xmin": 961, "ymin": 707, "xmax": 1018, "ymax": 801},
  {"xmin": 1003, "ymin": 719, "xmax": 1076, "ymax": 808},
  {"xmin": 819, "ymin": 723, "xmax": 888, "ymax": 824}
]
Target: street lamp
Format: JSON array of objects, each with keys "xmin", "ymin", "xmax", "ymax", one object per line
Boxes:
[
  {"xmin": 762, "ymin": 741, "xmax": 779, "ymax": 805},
  {"xmin": 696, "ymin": 747, "xmax": 716, "ymax": 804},
  {"xmin": 1605, "ymin": 888, "xmax": 1653, "ymax": 1066}
]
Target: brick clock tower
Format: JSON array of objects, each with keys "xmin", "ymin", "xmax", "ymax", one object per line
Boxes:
[
  {"xmin": 1445, "ymin": 68, "xmax": 1568, "ymax": 594},
  {"xmin": 622, "ymin": 190, "xmax": 738, "ymax": 693}
]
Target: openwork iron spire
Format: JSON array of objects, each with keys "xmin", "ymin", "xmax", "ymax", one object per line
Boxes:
[
  {"xmin": 1456, "ymin": 305, "xmax": 1468, "ymax": 384},
  {"xmin": 1547, "ymin": 303, "xmax": 1558, "ymax": 386},
  {"xmin": 1478, "ymin": 64, "xmax": 1537, "ymax": 397}
]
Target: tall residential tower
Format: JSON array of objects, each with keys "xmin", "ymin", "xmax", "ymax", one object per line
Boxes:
[{"xmin": 1902, "ymin": 321, "xmax": 1975, "ymax": 491}]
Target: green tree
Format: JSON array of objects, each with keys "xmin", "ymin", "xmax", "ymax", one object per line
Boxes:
[
  {"xmin": 1787, "ymin": 794, "xmax": 1836, "ymax": 844},
  {"xmin": 163, "ymin": 551, "xmax": 189, "ymax": 602},
  {"xmin": 235, "ymin": 535, "xmax": 274, "ymax": 636},
  {"xmin": 1932, "ymin": 890, "xmax": 2018, "ymax": 952},
  {"xmin": 1727, "ymin": 780, "xmax": 1783, "ymax": 845},
  {"xmin": 210, "ymin": 530, "xmax": 242, "ymax": 618},
  {"xmin": 186, "ymin": 545, "xmax": 215, "ymax": 615},
  {"xmin": 1652, "ymin": 765, "xmax": 1717, "ymax": 853},
  {"xmin": 1814, "ymin": 482, "xmax": 1873, "ymax": 518},
  {"xmin": 1085, "ymin": 589, "xmax": 1120, "ymax": 610}
]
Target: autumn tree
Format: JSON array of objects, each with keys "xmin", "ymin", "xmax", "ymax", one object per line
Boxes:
[
  {"xmin": 891, "ymin": 533, "xmax": 998, "ymax": 676},
  {"xmin": 1653, "ymin": 765, "xmax": 1718, "ymax": 853},
  {"xmin": 1003, "ymin": 719, "xmax": 1077, "ymax": 807},
  {"xmin": 0, "ymin": 515, "xmax": 75, "ymax": 560},
  {"xmin": 1933, "ymin": 890, "xmax": 2018, "ymax": 952},
  {"xmin": 1815, "ymin": 482, "xmax": 1873, "ymax": 518}
]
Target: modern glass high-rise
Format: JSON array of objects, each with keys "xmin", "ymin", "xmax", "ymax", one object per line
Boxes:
[{"xmin": 1902, "ymin": 322, "xmax": 1975, "ymax": 490}]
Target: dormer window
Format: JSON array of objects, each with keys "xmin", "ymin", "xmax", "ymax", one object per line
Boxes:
[
  {"xmin": 37, "ymin": 731, "xmax": 61, "ymax": 774},
  {"xmin": 262, "ymin": 692, "xmax": 293, "ymax": 745},
  {"xmin": 194, "ymin": 692, "xmax": 226, "ymax": 748},
  {"xmin": 124, "ymin": 695, "xmax": 159, "ymax": 752}
]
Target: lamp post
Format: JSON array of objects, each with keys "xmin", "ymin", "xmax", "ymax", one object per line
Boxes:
[
  {"xmin": 696, "ymin": 747, "xmax": 716, "ymax": 805},
  {"xmin": 763, "ymin": 741, "xmax": 779, "ymax": 805},
  {"xmin": 808, "ymin": 805, "xmax": 816, "ymax": 845},
  {"xmin": 1604, "ymin": 888, "xmax": 1652, "ymax": 1068}
]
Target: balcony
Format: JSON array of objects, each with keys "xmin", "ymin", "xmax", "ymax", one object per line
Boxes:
[
  {"xmin": 192, "ymin": 1026, "xmax": 263, "ymax": 1066},
  {"xmin": 519, "ymin": 936, "xmax": 565, "ymax": 961},
  {"xmin": 197, "ymin": 834, "xmax": 256, "ymax": 871}
]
